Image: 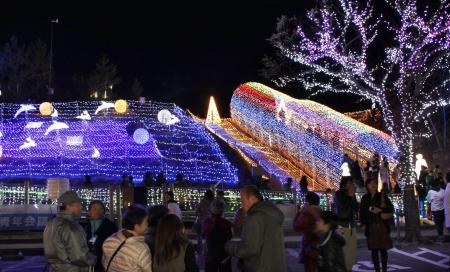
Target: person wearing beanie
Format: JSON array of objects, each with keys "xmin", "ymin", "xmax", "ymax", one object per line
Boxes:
[
  {"xmin": 203, "ymin": 199, "xmax": 233, "ymax": 272},
  {"xmin": 44, "ymin": 190, "xmax": 96, "ymax": 272}
]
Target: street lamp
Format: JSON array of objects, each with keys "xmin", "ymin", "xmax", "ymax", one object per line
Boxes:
[{"xmin": 48, "ymin": 18, "xmax": 59, "ymax": 96}]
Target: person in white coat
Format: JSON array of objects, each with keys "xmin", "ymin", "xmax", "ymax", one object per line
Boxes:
[
  {"xmin": 444, "ymin": 172, "xmax": 450, "ymax": 233},
  {"xmin": 427, "ymin": 180, "xmax": 445, "ymax": 242}
]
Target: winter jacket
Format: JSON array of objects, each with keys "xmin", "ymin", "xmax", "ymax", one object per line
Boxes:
[
  {"xmin": 44, "ymin": 213, "xmax": 96, "ymax": 272},
  {"xmin": 194, "ymin": 198, "xmax": 212, "ymax": 234},
  {"xmin": 444, "ymin": 183, "xmax": 450, "ymax": 228},
  {"xmin": 82, "ymin": 217, "xmax": 118, "ymax": 270},
  {"xmin": 318, "ymin": 230, "xmax": 346, "ymax": 272},
  {"xmin": 293, "ymin": 205, "xmax": 321, "ymax": 263},
  {"xmin": 152, "ymin": 242, "xmax": 198, "ymax": 272},
  {"xmin": 360, "ymin": 192, "xmax": 394, "ymax": 234},
  {"xmin": 102, "ymin": 230, "xmax": 152, "ymax": 272},
  {"xmin": 427, "ymin": 187, "xmax": 445, "ymax": 212},
  {"xmin": 203, "ymin": 214, "xmax": 233, "ymax": 263},
  {"xmin": 225, "ymin": 201, "xmax": 286, "ymax": 272},
  {"xmin": 333, "ymin": 190, "xmax": 358, "ymax": 227}
]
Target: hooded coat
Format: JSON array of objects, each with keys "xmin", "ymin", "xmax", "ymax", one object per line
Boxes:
[
  {"xmin": 225, "ymin": 201, "xmax": 286, "ymax": 272},
  {"xmin": 44, "ymin": 213, "xmax": 96, "ymax": 272}
]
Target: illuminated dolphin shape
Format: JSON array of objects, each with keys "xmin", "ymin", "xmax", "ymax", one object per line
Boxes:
[
  {"xmin": 44, "ymin": 121, "xmax": 69, "ymax": 135},
  {"xmin": 76, "ymin": 110, "xmax": 91, "ymax": 120},
  {"xmin": 14, "ymin": 105, "xmax": 37, "ymax": 118},
  {"xmin": 166, "ymin": 115, "xmax": 180, "ymax": 126},
  {"xmin": 25, "ymin": 122, "xmax": 44, "ymax": 129},
  {"xmin": 19, "ymin": 137, "xmax": 36, "ymax": 150},
  {"xmin": 94, "ymin": 101, "xmax": 115, "ymax": 114},
  {"xmin": 92, "ymin": 147, "xmax": 100, "ymax": 158},
  {"xmin": 51, "ymin": 108, "xmax": 58, "ymax": 118}
]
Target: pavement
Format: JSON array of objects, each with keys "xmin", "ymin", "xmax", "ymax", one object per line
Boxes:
[
  {"xmin": 0, "ymin": 221, "xmax": 448, "ymax": 271},
  {"xmin": 285, "ymin": 243, "xmax": 450, "ymax": 272},
  {"xmin": 1, "ymin": 242, "xmax": 449, "ymax": 272},
  {"xmin": 0, "ymin": 223, "xmax": 441, "ymax": 255}
]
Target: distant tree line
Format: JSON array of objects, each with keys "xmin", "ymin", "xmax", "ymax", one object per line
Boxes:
[{"xmin": 0, "ymin": 36, "xmax": 144, "ymax": 102}]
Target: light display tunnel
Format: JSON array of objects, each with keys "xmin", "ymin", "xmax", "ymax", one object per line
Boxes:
[
  {"xmin": 0, "ymin": 100, "xmax": 238, "ymax": 184},
  {"xmin": 230, "ymin": 82, "xmax": 398, "ymax": 189}
]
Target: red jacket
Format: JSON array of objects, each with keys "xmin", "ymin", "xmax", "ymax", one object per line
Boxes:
[
  {"xmin": 293, "ymin": 205, "xmax": 321, "ymax": 262},
  {"xmin": 203, "ymin": 215, "xmax": 232, "ymax": 263}
]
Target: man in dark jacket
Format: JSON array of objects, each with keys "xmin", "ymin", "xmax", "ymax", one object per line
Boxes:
[
  {"xmin": 225, "ymin": 185, "xmax": 286, "ymax": 272},
  {"xmin": 44, "ymin": 191, "xmax": 96, "ymax": 272},
  {"xmin": 82, "ymin": 200, "xmax": 117, "ymax": 271}
]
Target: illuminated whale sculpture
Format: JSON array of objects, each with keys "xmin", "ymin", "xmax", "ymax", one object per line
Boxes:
[{"xmin": 230, "ymin": 82, "xmax": 398, "ymax": 188}]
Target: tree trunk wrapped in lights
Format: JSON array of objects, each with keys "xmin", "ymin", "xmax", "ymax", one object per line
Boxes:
[{"xmin": 266, "ymin": 0, "xmax": 450, "ymax": 242}]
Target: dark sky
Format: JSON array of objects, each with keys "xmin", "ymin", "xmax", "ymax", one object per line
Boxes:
[{"xmin": 0, "ymin": 1, "xmax": 365, "ymax": 117}]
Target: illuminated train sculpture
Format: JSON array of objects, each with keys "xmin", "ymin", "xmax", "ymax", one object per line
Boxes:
[
  {"xmin": 0, "ymin": 100, "xmax": 238, "ymax": 184},
  {"xmin": 230, "ymin": 82, "xmax": 398, "ymax": 189}
]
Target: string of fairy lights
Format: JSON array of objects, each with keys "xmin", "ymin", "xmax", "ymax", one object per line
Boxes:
[
  {"xmin": 0, "ymin": 183, "xmax": 405, "ymax": 213},
  {"xmin": 0, "ymin": 100, "xmax": 238, "ymax": 184},
  {"xmin": 230, "ymin": 83, "xmax": 398, "ymax": 188},
  {"xmin": 272, "ymin": 0, "xmax": 450, "ymax": 185}
]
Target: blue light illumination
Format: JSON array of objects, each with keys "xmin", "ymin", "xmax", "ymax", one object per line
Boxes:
[{"xmin": 0, "ymin": 101, "xmax": 238, "ymax": 184}]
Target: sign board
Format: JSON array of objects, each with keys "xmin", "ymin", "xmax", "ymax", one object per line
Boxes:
[{"xmin": 0, "ymin": 204, "xmax": 57, "ymax": 231}]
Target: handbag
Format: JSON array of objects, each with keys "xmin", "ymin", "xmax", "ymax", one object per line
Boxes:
[{"xmin": 380, "ymin": 191, "xmax": 395, "ymax": 226}]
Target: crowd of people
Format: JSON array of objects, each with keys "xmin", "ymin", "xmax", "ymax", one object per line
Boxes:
[
  {"xmin": 418, "ymin": 164, "xmax": 450, "ymax": 242},
  {"xmin": 291, "ymin": 162, "xmax": 450, "ymax": 272},
  {"xmin": 43, "ymin": 162, "xmax": 450, "ymax": 272},
  {"xmin": 42, "ymin": 184, "xmax": 285, "ymax": 272}
]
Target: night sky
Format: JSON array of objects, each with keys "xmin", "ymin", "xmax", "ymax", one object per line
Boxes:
[{"xmin": 0, "ymin": 1, "xmax": 366, "ymax": 117}]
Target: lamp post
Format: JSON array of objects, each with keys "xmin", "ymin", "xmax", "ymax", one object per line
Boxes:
[{"xmin": 48, "ymin": 19, "xmax": 59, "ymax": 96}]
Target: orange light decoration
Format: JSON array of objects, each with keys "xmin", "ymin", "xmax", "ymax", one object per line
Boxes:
[
  {"xmin": 114, "ymin": 99, "xmax": 128, "ymax": 113},
  {"xmin": 39, "ymin": 102, "xmax": 53, "ymax": 116}
]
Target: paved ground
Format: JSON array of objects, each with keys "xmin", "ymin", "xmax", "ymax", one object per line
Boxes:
[
  {"xmin": 287, "ymin": 243, "xmax": 450, "ymax": 272},
  {"xmin": 1, "ymin": 242, "xmax": 449, "ymax": 272}
]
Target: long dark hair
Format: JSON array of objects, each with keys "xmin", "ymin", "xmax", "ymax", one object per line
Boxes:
[{"xmin": 154, "ymin": 214, "xmax": 189, "ymax": 265}]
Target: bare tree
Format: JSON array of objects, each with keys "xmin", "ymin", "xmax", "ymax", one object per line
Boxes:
[{"xmin": 267, "ymin": 0, "xmax": 450, "ymax": 242}]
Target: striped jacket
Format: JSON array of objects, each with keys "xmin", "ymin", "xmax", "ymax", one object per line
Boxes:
[{"xmin": 102, "ymin": 230, "xmax": 152, "ymax": 272}]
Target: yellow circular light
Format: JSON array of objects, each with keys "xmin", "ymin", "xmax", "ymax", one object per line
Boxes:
[
  {"xmin": 39, "ymin": 102, "xmax": 53, "ymax": 116},
  {"xmin": 115, "ymin": 99, "xmax": 128, "ymax": 113}
]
